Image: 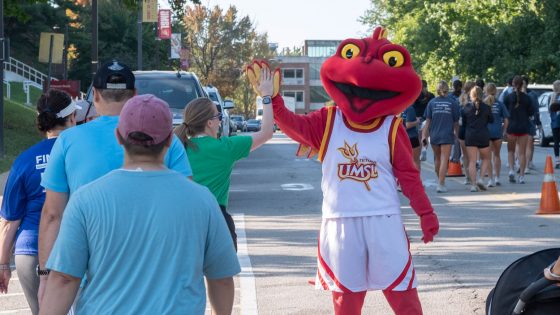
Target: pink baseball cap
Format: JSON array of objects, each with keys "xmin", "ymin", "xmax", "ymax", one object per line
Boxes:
[{"xmin": 117, "ymin": 94, "xmax": 172, "ymax": 145}]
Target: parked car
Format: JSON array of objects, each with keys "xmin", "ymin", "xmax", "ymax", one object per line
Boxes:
[
  {"xmin": 204, "ymin": 85, "xmax": 235, "ymax": 137},
  {"xmin": 538, "ymin": 91, "xmax": 554, "ymax": 147},
  {"xmin": 86, "ymin": 70, "xmax": 206, "ymax": 126},
  {"xmin": 246, "ymin": 119, "xmax": 261, "ymax": 132},
  {"xmin": 231, "ymin": 115, "xmax": 247, "ymax": 132}
]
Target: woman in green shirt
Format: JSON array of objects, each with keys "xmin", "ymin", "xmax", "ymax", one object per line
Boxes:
[{"xmin": 174, "ymin": 69, "xmax": 274, "ymax": 250}]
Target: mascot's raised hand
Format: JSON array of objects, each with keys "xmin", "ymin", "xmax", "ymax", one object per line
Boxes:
[{"xmin": 246, "ymin": 60, "xmax": 281, "ymax": 97}]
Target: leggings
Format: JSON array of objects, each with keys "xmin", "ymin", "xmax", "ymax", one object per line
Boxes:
[
  {"xmin": 14, "ymin": 255, "xmax": 39, "ymax": 315},
  {"xmin": 219, "ymin": 205, "xmax": 238, "ymax": 252},
  {"xmin": 553, "ymin": 128, "xmax": 560, "ymax": 157}
]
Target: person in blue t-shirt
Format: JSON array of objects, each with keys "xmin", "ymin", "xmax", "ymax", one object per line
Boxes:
[
  {"xmin": 37, "ymin": 60, "xmax": 193, "ymax": 304},
  {"xmin": 0, "ymin": 89, "xmax": 78, "ymax": 314},
  {"xmin": 484, "ymin": 83, "xmax": 509, "ymax": 186},
  {"xmin": 422, "ymin": 80, "xmax": 460, "ymax": 193},
  {"xmin": 401, "ymin": 105, "xmax": 421, "ymax": 171},
  {"xmin": 549, "ymin": 80, "xmax": 560, "ymax": 168},
  {"xmin": 40, "ymin": 94, "xmax": 240, "ymax": 315}
]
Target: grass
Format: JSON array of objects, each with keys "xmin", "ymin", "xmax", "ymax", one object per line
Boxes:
[
  {"xmin": 0, "ymin": 99, "xmax": 42, "ymax": 173},
  {"xmin": 3, "ymin": 81, "xmax": 43, "ymax": 106}
]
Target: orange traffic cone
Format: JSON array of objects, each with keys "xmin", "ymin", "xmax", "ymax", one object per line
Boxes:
[
  {"xmin": 447, "ymin": 160, "xmax": 464, "ymax": 177},
  {"xmin": 536, "ymin": 155, "xmax": 560, "ymax": 215}
]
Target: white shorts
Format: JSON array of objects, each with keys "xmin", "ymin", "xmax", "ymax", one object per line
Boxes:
[{"xmin": 315, "ymin": 214, "xmax": 416, "ymax": 292}]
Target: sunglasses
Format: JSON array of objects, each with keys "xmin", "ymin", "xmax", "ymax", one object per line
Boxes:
[{"xmin": 211, "ymin": 113, "xmax": 223, "ymax": 121}]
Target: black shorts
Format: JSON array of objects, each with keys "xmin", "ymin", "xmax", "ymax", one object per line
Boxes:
[
  {"xmin": 409, "ymin": 137, "xmax": 420, "ymax": 148},
  {"xmin": 219, "ymin": 205, "xmax": 238, "ymax": 252},
  {"xmin": 490, "ymin": 138, "xmax": 501, "ymax": 141}
]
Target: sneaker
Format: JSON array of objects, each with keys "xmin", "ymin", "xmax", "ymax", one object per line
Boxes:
[
  {"xmin": 487, "ymin": 179, "xmax": 495, "ymax": 187},
  {"xmin": 509, "ymin": 171, "xmax": 516, "ymax": 183},
  {"xmin": 555, "ymin": 158, "xmax": 560, "ymax": 169},
  {"xmin": 463, "ymin": 177, "xmax": 472, "ymax": 185},
  {"xmin": 494, "ymin": 177, "xmax": 501, "ymax": 186},
  {"xmin": 470, "ymin": 185, "xmax": 479, "ymax": 192},
  {"xmin": 476, "ymin": 181, "xmax": 487, "ymax": 191},
  {"xmin": 436, "ymin": 184, "xmax": 447, "ymax": 193},
  {"xmin": 420, "ymin": 149, "xmax": 427, "ymax": 161},
  {"xmin": 528, "ymin": 161, "xmax": 536, "ymax": 170},
  {"xmin": 517, "ymin": 176, "xmax": 525, "ymax": 184}
]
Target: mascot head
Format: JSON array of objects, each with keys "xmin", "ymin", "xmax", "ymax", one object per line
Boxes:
[{"xmin": 320, "ymin": 27, "xmax": 422, "ymax": 123}]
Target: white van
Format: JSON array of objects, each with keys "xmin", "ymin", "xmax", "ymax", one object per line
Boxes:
[{"xmin": 204, "ymin": 85, "xmax": 235, "ymax": 137}]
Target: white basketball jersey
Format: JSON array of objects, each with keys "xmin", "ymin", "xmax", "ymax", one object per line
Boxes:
[{"xmin": 318, "ymin": 107, "xmax": 401, "ymax": 218}]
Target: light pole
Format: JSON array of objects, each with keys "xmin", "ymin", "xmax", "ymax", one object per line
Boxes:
[
  {"xmin": 63, "ymin": 24, "xmax": 68, "ymax": 80},
  {"xmin": 92, "ymin": 0, "xmax": 98, "ymax": 77},
  {"xmin": 0, "ymin": 0, "xmax": 5, "ymax": 157},
  {"xmin": 137, "ymin": 1, "xmax": 142, "ymax": 70}
]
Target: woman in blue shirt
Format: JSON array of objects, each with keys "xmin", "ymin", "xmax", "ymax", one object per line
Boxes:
[
  {"xmin": 485, "ymin": 83, "xmax": 509, "ymax": 186},
  {"xmin": 401, "ymin": 105, "xmax": 421, "ymax": 171},
  {"xmin": 549, "ymin": 80, "xmax": 560, "ymax": 168},
  {"xmin": 0, "ymin": 89, "xmax": 77, "ymax": 314}
]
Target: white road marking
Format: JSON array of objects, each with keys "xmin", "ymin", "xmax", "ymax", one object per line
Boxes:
[
  {"xmin": 233, "ymin": 213, "xmax": 258, "ymax": 315},
  {"xmin": 281, "ymin": 183, "xmax": 314, "ymax": 191}
]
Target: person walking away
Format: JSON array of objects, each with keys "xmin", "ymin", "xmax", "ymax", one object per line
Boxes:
[
  {"xmin": 459, "ymin": 81, "xmax": 476, "ymax": 185},
  {"xmin": 504, "ymin": 75, "xmax": 533, "ymax": 184},
  {"xmin": 174, "ymin": 67, "xmax": 274, "ymax": 251},
  {"xmin": 39, "ymin": 95, "xmax": 239, "ymax": 315},
  {"xmin": 422, "ymin": 80, "xmax": 460, "ymax": 193},
  {"xmin": 0, "ymin": 90, "xmax": 78, "ymax": 315},
  {"xmin": 449, "ymin": 80, "xmax": 463, "ymax": 163},
  {"xmin": 402, "ymin": 105, "xmax": 421, "ymax": 171},
  {"xmin": 38, "ymin": 60, "xmax": 192, "ymax": 305},
  {"xmin": 522, "ymin": 76, "xmax": 542, "ymax": 171},
  {"xmin": 463, "ymin": 86, "xmax": 493, "ymax": 192},
  {"xmin": 414, "ymin": 80, "xmax": 434, "ymax": 162},
  {"xmin": 74, "ymin": 99, "xmax": 98, "ymax": 125},
  {"xmin": 498, "ymin": 77, "xmax": 513, "ymax": 103},
  {"xmin": 484, "ymin": 83, "xmax": 509, "ymax": 186},
  {"xmin": 549, "ymin": 80, "xmax": 560, "ymax": 168}
]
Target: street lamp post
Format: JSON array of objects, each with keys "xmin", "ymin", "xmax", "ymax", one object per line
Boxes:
[
  {"xmin": 63, "ymin": 24, "xmax": 68, "ymax": 80},
  {"xmin": 0, "ymin": 0, "xmax": 4, "ymax": 157},
  {"xmin": 137, "ymin": 1, "xmax": 142, "ymax": 70},
  {"xmin": 92, "ymin": 0, "xmax": 98, "ymax": 77}
]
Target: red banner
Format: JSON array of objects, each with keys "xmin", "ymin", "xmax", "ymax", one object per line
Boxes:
[
  {"xmin": 158, "ymin": 10, "xmax": 172, "ymax": 39},
  {"xmin": 45, "ymin": 80, "xmax": 81, "ymax": 98}
]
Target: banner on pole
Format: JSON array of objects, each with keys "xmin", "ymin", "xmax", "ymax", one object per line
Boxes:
[
  {"xmin": 158, "ymin": 10, "xmax": 172, "ymax": 39},
  {"xmin": 38, "ymin": 33, "xmax": 64, "ymax": 64},
  {"xmin": 143, "ymin": 0, "xmax": 158, "ymax": 22},
  {"xmin": 180, "ymin": 49, "xmax": 189, "ymax": 70},
  {"xmin": 170, "ymin": 33, "xmax": 181, "ymax": 59}
]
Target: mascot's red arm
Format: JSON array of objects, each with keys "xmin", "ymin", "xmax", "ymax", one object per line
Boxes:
[
  {"xmin": 272, "ymin": 96, "xmax": 327, "ymax": 150},
  {"xmin": 392, "ymin": 124, "xmax": 438, "ymax": 243}
]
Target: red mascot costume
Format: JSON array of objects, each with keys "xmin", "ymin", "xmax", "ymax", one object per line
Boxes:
[{"xmin": 247, "ymin": 26, "xmax": 439, "ymax": 315}]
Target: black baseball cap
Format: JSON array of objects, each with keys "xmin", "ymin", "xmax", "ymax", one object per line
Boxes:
[{"xmin": 93, "ymin": 59, "xmax": 135, "ymax": 90}]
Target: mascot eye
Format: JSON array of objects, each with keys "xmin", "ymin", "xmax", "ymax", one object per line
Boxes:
[
  {"xmin": 382, "ymin": 51, "xmax": 405, "ymax": 67},
  {"xmin": 340, "ymin": 44, "xmax": 361, "ymax": 60}
]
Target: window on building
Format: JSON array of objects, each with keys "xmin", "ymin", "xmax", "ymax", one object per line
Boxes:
[
  {"xmin": 282, "ymin": 68, "xmax": 303, "ymax": 80},
  {"xmin": 310, "ymin": 86, "xmax": 331, "ymax": 103},
  {"xmin": 283, "ymin": 91, "xmax": 304, "ymax": 102}
]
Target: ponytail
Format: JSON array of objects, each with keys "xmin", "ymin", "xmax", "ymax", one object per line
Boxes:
[
  {"xmin": 512, "ymin": 75, "xmax": 523, "ymax": 109},
  {"xmin": 173, "ymin": 97, "xmax": 216, "ymax": 151},
  {"xmin": 173, "ymin": 122, "xmax": 198, "ymax": 151}
]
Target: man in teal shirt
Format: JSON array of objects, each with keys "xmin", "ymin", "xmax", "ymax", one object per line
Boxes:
[{"xmin": 40, "ymin": 94, "xmax": 239, "ymax": 315}]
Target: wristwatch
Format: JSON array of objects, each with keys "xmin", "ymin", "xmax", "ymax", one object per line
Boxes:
[
  {"xmin": 262, "ymin": 95, "xmax": 272, "ymax": 105},
  {"xmin": 544, "ymin": 261, "xmax": 560, "ymax": 281},
  {"xmin": 36, "ymin": 265, "xmax": 50, "ymax": 276}
]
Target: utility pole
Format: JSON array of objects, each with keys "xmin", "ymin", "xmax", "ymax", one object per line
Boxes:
[
  {"xmin": 46, "ymin": 34, "xmax": 54, "ymax": 90},
  {"xmin": 0, "ymin": 0, "xmax": 4, "ymax": 157},
  {"xmin": 137, "ymin": 1, "xmax": 142, "ymax": 70},
  {"xmin": 92, "ymin": 0, "xmax": 98, "ymax": 77},
  {"xmin": 63, "ymin": 24, "xmax": 68, "ymax": 80}
]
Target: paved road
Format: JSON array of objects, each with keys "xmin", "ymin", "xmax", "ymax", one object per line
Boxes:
[{"xmin": 1, "ymin": 133, "xmax": 560, "ymax": 314}]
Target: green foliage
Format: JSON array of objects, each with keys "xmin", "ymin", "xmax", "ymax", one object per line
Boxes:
[
  {"xmin": 182, "ymin": 5, "xmax": 273, "ymax": 118},
  {"xmin": 0, "ymin": 99, "xmax": 43, "ymax": 173},
  {"xmin": 361, "ymin": 0, "xmax": 560, "ymax": 86}
]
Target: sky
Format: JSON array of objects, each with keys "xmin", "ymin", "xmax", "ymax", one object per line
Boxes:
[{"xmin": 159, "ymin": 0, "xmax": 373, "ymax": 48}]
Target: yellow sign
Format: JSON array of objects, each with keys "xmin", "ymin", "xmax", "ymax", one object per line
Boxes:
[
  {"xmin": 38, "ymin": 33, "xmax": 64, "ymax": 64},
  {"xmin": 143, "ymin": 0, "xmax": 158, "ymax": 22}
]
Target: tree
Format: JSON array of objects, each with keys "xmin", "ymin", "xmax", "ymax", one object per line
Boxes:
[
  {"xmin": 182, "ymin": 4, "xmax": 273, "ymax": 118},
  {"xmin": 360, "ymin": 0, "xmax": 560, "ymax": 85}
]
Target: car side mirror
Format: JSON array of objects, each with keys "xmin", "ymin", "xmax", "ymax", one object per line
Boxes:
[{"xmin": 223, "ymin": 100, "xmax": 234, "ymax": 109}]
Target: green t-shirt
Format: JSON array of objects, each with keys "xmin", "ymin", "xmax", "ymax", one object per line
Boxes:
[{"xmin": 187, "ymin": 136, "xmax": 252, "ymax": 207}]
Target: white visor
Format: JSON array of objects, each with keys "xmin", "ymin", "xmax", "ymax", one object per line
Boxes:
[{"xmin": 56, "ymin": 101, "xmax": 82, "ymax": 118}]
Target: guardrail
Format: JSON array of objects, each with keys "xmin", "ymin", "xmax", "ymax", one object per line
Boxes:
[
  {"xmin": 3, "ymin": 57, "xmax": 56, "ymax": 87},
  {"xmin": 3, "ymin": 80, "xmax": 10, "ymax": 99}
]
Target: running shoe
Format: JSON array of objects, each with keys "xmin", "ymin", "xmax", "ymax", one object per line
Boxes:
[
  {"xmin": 555, "ymin": 158, "xmax": 560, "ymax": 169},
  {"xmin": 528, "ymin": 161, "xmax": 536, "ymax": 170},
  {"xmin": 463, "ymin": 177, "xmax": 472, "ymax": 185},
  {"xmin": 470, "ymin": 185, "xmax": 479, "ymax": 192},
  {"xmin": 436, "ymin": 184, "xmax": 447, "ymax": 193},
  {"xmin": 509, "ymin": 171, "xmax": 516, "ymax": 183},
  {"xmin": 517, "ymin": 176, "xmax": 525, "ymax": 184},
  {"xmin": 420, "ymin": 148, "xmax": 427, "ymax": 161},
  {"xmin": 487, "ymin": 179, "xmax": 495, "ymax": 187},
  {"xmin": 476, "ymin": 181, "xmax": 487, "ymax": 191},
  {"xmin": 494, "ymin": 177, "xmax": 501, "ymax": 186}
]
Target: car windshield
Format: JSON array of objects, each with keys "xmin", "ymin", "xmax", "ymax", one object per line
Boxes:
[
  {"xmin": 231, "ymin": 116, "xmax": 242, "ymax": 121},
  {"xmin": 207, "ymin": 91, "xmax": 219, "ymax": 102},
  {"xmin": 248, "ymin": 119, "xmax": 259, "ymax": 123},
  {"xmin": 136, "ymin": 77, "xmax": 203, "ymax": 109}
]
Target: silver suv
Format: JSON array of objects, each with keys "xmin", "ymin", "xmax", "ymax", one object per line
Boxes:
[{"xmin": 203, "ymin": 85, "xmax": 235, "ymax": 137}]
